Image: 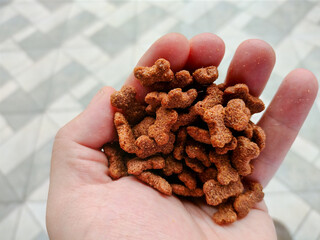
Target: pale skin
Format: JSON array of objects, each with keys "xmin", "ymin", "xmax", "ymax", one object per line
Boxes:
[{"xmin": 46, "ymin": 33, "xmax": 318, "ymax": 240}]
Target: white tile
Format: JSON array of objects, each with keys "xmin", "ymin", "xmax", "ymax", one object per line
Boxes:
[
  {"xmin": 13, "ymin": 1, "xmax": 49, "ymax": 24},
  {"xmin": 76, "ymin": 1, "xmax": 115, "ymax": 19},
  {"xmin": 48, "ymin": 93, "xmax": 83, "ymax": 111},
  {"xmin": 46, "ymin": 109, "xmax": 82, "ymax": 128},
  {"xmin": 0, "ymin": 6, "xmax": 17, "ymax": 24},
  {"xmin": 265, "ymin": 192, "xmax": 310, "ymax": 234},
  {"xmin": 15, "ymin": 205, "xmax": 41, "ymax": 240},
  {"xmin": 12, "ymin": 25, "xmax": 37, "ymax": 42},
  {"xmin": 291, "ymin": 20, "xmax": 320, "ymax": 48},
  {"xmin": 305, "ymin": 5, "xmax": 320, "ymax": 23},
  {"xmin": 264, "ymin": 177, "xmax": 289, "ymax": 193},
  {"xmin": 246, "ymin": 1, "xmax": 282, "ymax": 18},
  {"xmin": 227, "ymin": 12, "xmax": 253, "ymax": 29},
  {"xmin": 0, "ymin": 115, "xmax": 41, "ymax": 174},
  {"xmin": 0, "ymin": 51, "xmax": 33, "ymax": 77},
  {"xmin": 295, "ymin": 210, "xmax": 320, "ymax": 240},
  {"xmin": 27, "ymin": 178, "xmax": 49, "ymax": 201},
  {"xmin": 0, "ymin": 206, "xmax": 21, "ymax": 240},
  {"xmin": 27, "ymin": 201, "xmax": 47, "ymax": 231},
  {"xmin": 0, "ymin": 126, "xmax": 14, "ymax": 145},
  {"xmin": 35, "ymin": 114, "xmax": 58, "ymax": 150},
  {"xmin": 70, "ymin": 77, "xmax": 100, "ymax": 100},
  {"xmin": 0, "ymin": 80, "xmax": 18, "ymax": 102},
  {"xmin": 0, "ymin": 39, "xmax": 19, "ymax": 51},
  {"xmin": 291, "ymin": 135, "xmax": 319, "ymax": 163},
  {"xmin": 314, "ymin": 157, "xmax": 320, "ymax": 171}
]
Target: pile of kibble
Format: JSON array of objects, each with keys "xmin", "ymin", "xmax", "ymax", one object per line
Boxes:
[{"xmin": 103, "ymin": 58, "xmax": 265, "ymax": 225}]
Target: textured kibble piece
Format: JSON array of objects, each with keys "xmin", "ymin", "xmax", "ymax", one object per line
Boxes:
[
  {"xmin": 252, "ymin": 124, "xmax": 266, "ymax": 150},
  {"xmin": 163, "ymin": 155, "xmax": 183, "ymax": 176},
  {"xmin": 171, "ymin": 106, "xmax": 198, "ymax": 132},
  {"xmin": 217, "ymin": 83, "xmax": 227, "ymax": 91},
  {"xmin": 114, "ymin": 112, "xmax": 137, "ymax": 154},
  {"xmin": 148, "ymin": 107, "xmax": 178, "ymax": 146},
  {"xmin": 194, "ymin": 84, "xmax": 223, "ymax": 117},
  {"xmin": 224, "ymin": 84, "xmax": 265, "ymax": 114},
  {"xmin": 203, "ymin": 105, "xmax": 233, "ymax": 148},
  {"xmin": 172, "ymin": 184, "xmax": 204, "ymax": 197},
  {"xmin": 186, "ymin": 141, "xmax": 211, "ymax": 167},
  {"xmin": 137, "ymin": 171, "xmax": 172, "ymax": 195},
  {"xmin": 213, "ymin": 200, "xmax": 237, "ymax": 225},
  {"xmin": 193, "ymin": 66, "xmax": 218, "ymax": 85},
  {"xmin": 203, "ymin": 179, "xmax": 244, "ymax": 206},
  {"xmin": 145, "ymin": 92, "xmax": 167, "ymax": 114},
  {"xmin": 111, "ymin": 85, "xmax": 146, "ymax": 124},
  {"xmin": 185, "ymin": 157, "xmax": 205, "ymax": 173},
  {"xmin": 224, "ymin": 99, "xmax": 251, "ymax": 131},
  {"xmin": 135, "ymin": 133, "xmax": 175, "ymax": 159},
  {"xmin": 234, "ymin": 181, "xmax": 264, "ymax": 218},
  {"xmin": 173, "ymin": 128, "xmax": 187, "ymax": 160},
  {"xmin": 127, "ymin": 156, "xmax": 165, "ymax": 175},
  {"xmin": 134, "ymin": 58, "xmax": 174, "ymax": 87},
  {"xmin": 132, "ymin": 117, "xmax": 155, "ymax": 138},
  {"xmin": 186, "ymin": 126, "xmax": 211, "ymax": 145},
  {"xmin": 149, "ymin": 70, "xmax": 193, "ymax": 91},
  {"xmin": 242, "ymin": 121, "xmax": 254, "ymax": 139},
  {"xmin": 178, "ymin": 170, "xmax": 197, "ymax": 190},
  {"xmin": 103, "ymin": 142, "xmax": 128, "ymax": 179},
  {"xmin": 199, "ymin": 168, "xmax": 218, "ymax": 183},
  {"xmin": 216, "ymin": 137, "xmax": 237, "ymax": 155},
  {"xmin": 231, "ymin": 136, "xmax": 260, "ymax": 176},
  {"xmin": 162, "ymin": 88, "xmax": 198, "ymax": 109},
  {"xmin": 209, "ymin": 151, "xmax": 239, "ymax": 185}
]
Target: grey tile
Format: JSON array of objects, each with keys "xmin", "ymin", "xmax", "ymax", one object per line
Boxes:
[
  {"xmin": 4, "ymin": 112, "xmax": 39, "ymax": 131},
  {"xmin": 299, "ymin": 104, "xmax": 320, "ymax": 147},
  {"xmin": 0, "ymin": 65, "xmax": 11, "ymax": 86},
  {"xmin": 33, "ymin": 231, "xmax": 49, "ymax": 240},
  {"xmin": 300, "ymin": 46, "xmax": 320, "ymax": 81},
  {"xmin": 37, "ymin": 0, "xmax": 65, "ymax": 11},
  {"xmin": 0, "ymin": 15, "xmax": 30, "ymax": 42},
  {"xmin": 0, "ymin": 172, "xmax": 18, "ymax": 202},
  {"xmin": 297, "ymin": 191, "xmax": 320, "ymax": 214},
  {"xmin": 0, "ymin": 203, "xmax": 19, "ymax": 221},
  {"xmin": 30, "ymin": 61, "xmax": 89, "ymax": 108},
  {"xmin": 79, "ymin": 83, "xmax": 103, "ymax": 107}
]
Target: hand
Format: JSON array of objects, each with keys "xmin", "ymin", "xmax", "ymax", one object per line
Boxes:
[{"xmin": 46, "ymin": 33, "xmax": 318, "ymax": 240}]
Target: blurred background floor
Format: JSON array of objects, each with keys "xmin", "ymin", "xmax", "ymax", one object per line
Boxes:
[{"xmin": 0, "ymin": 0, "xmax": 319, "ymax": 239}]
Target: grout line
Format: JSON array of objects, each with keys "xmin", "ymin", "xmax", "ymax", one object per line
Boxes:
[{"xmin": 292, "ymin": 208, "xmax": 311, "ymax": 238}]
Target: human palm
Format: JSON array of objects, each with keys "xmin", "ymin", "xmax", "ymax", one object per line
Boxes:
[{"xmin": 46, "ymin": 33, "xmax": 318, "ymax": 240}]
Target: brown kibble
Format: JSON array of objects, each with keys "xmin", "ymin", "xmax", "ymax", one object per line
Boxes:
[
  {"xmin": 231, "ymin": 136, "xmax": 260, "ymax": 176},
  {"xmin": 252, "ymin": 124, "xmax": 266, "ymax": 150},
  {"xmin": 127, "ymin": 156, "xmax": 165, "ymax": 175},
  {"xmin": 234, "ymin": 181, "xmax": 264, "ymax": 218},
  {"xmin": 145, "ymin": 92, "xmax": 167, "ymax": 114},
  {"xmin": 172, "ymin": 70, "xmax": 193, "ymax": 89},
  {"xmin": 199, "ymin": 168, "xmax": 218, "ymax": 183},
  {"xmin": 203, "ymin": 105, "xmax": 233, "ymax": 148},
  {"xmin": 203, "ymin": 179, "xmax": 244, "ymax": 206},
  {"xmin": 114, "ymin": 112, "xmax": 137, "ymax": 154},
  {"xmin": 194, "ymin": 84, "xmax": 223, "ymax": 117},
  {"xmin": 173, "ymin": 128, "xmax": 187, "ymax": 160},
  {"xmin": 134, "ymin": 58, "xmax": 174, "ymax": 87},
  {"xmin": 171, "ymin": 106, "xmax": 198, "ymax": 132},
  {"xmin": 110, "ymin": 85, "xmax": 146, "ymax": 124},
  {"xmin": 103, "ymin": 142, "xmax": 128, "ymax": 179},
  {"xmin": 224, "ymin": 99, "xmax": 251, "ymax": 131},
  {"xmin": 213, "ymin": 200, "xmax": 237, "ymax": 225},
  {"xmin": 242, "ymin": 121, "xmax": 254, "ymax": 139},
  {"xmin": 216, "ymin": 137, "xmax": 237, "ymax": 155},
  {"xmin": 209, "ymin": 151, "xmax": 239, "ymax": 185},
  {"xmin": 132, "ymin": 117, "xmax": 155, "ymax": 138},
  {"xmin": 217, "ymin": 83, "xmax": 227, "ymax": 91},
  {"xmin": 172, "ymin": 184, "xmax": 204, "ymax": 197},
  {"xmin": 193, "ymin": 66, "xmax": 218, "ymax": 85},
  {"xmin": 148, "ymin": 107, "xmax": 178, "ymax": 146},
  {"xmin": 185, "ymin": 157, "xmax": 205, "ymax": 173},
  {"xmin": 224, "ymin": 84, "xmax": 265, "ymax": 114},
  {"xmin": 137, "ymin": 171, "xmax": 172, "ymax": 195},
  {"xmin": 162, "ymin": 88, "xmax": 198, "ymax": 109},
  {"xmin": 178, "ymin": 170, "xmax": 197, "ymax": 190},
  {"xmin": 162, "ymin": 155, "xmax": 183, "ymax": 176},
  {"xmin": 186, "ymin": 141, "xmax": 211, "ymax": 167},
  {"xmin": 186, "ymin": 126, "xmax": 211, "ymax": 145}
]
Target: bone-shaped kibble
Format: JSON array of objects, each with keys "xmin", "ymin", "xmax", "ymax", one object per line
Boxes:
[
  {"xmin": 223, "ymin": 84, "xmax": 265, "ymax": 114},
  {"xmin": 194, "ymin": 84, "xmax": 223, "ymax": 117},
  {"xmin": 162, "ymin": 155, "xmax": 183, "ymax": 176},
  {"xmin": 103, "ymin": 142, "xmax": 128, "ymax": 179},
  {"xmin": 203, "ymin": 105, "xmax": 233, "ymax": 148},
  {"xmin": 178, "ymin": 169, "xmax": 197, "ymax": 190},
  {"xmin": 193, "ymin": 66, "xmax": 219, "ymax": 85},
  {"xmin": 199, "ymin": 167, "xmax": 218, "ymax": 183},
  {"xmin": 233, "ymin": 181, "xmax": 264, "ymax": 218},
  {"xmin": 134, "ymin": 58, "xmax": 174, "ymax": 87},
  {"xmin": 145, "ymin": 92, "xmax": 167, "ymax": 114},
  {"xmin": 127, "ymin": 156, "xmax": 165, "ymax": 175},
  {"xmin": 132, "ymin": 117, "xmax": 155, "ymax": 138},
  {"xmin": 209, "ymin": 151, "xmax": 239, "ymax": 185},
  {"xmin": 186, "ymin": 141, "xmax": 211, "ymax": 167},
  {"xmin": 173, "ymin": 127, "xmax": 187, "ymax": 160},
  {"xmin": 213, "ymin": 200, "xmax": 237, "ymax": 225},
  {"xmin": 252, "ymin": 124, "xmax": 266, "ymax": 150},
  {"xmin": 242, "ymin": 121, "xmax": 254, "ymax": 139},
  {"xmin": 171, "ymin": 184, "xmax": 204, "ymax": 197},
  {"xmin": 224, "ymin": 99, "xmax": 251, "ymax": 131},
  {"xmin": 231, "ymin": 136, "xmax": 260, "ymax": 176},
  {"xmin": 171, "ymin": 106, "xmax": 198, "ymax": 132},
  {"xmin": 215, "ymin": 137, "xmax": 237, "ymax": 155},
  {"xmin": 203, "ymin": 179, "xmax": 244, "ymax": 206},
  {"xmin": 162, "ymin": 88, "xmax": 198, "ymax": 109},
  {"xmin": 186, "ymin": 126, "xmax": 211, "ymax": 145},
  {"xmin": 111, "ymin": 85, "xmax": 146, "ymax": 124},
  {"xmin": 148, "ymin": 107, "xmax": 178, "ymax": 146},
  {"xmin": 137, "ymin": 171, "xmax": 172, "ymax": 195},
  {"xmin": 185, "ymin": 157, "xmax": 205, "ymax": 173}
]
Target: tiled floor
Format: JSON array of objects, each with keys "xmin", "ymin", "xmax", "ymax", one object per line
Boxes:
[{"xmin": 0, "ymin": 0, "xmax": 319, "ymax": 239}]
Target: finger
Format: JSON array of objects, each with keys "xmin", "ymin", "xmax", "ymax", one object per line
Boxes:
[
  {"xmin": 125, "ymin": 33, "xmax": 190, "ymax": 100},
  {"xmin": 248, "ymin": 69, "xmax": 318, "ymax": 187},
  {"xmin": 225, "ymin": 39, "xmax": 276, "ymax": 97},
  {"xmin": 57, "ymin": 86, "xmax": 117, "ymax": 149},
  {"xmin": 185, "ymin": 33, "xmax": 225, "ymax": 70}
]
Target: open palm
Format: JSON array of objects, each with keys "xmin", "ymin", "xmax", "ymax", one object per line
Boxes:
[{"xmin": 46, "ymin": 33, "xmax": 318, "ymax": 240}]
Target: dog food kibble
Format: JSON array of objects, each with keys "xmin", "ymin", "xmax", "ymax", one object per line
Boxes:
[{"xmin": 105, "ymin": 58, "xmax": 266, "ymax": 225}]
